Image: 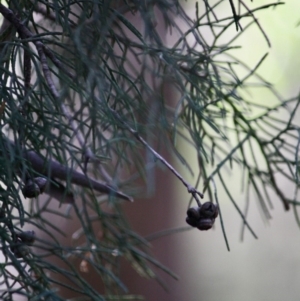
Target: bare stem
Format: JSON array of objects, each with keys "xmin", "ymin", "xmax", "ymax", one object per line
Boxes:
[{"xmin": 109, "ymin": 107, "xmax": 204, "ymax": 200}]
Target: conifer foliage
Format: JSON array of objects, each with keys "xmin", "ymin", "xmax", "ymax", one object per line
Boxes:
[{"xmin": 0, "ymin": 0, "xmax": 298, "ymax": 299}]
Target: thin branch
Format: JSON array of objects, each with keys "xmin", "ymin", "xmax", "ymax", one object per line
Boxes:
[
  {"xmin": 218, "ymin": 171, "xmax": 258, "ymax": 239},
  {"xmin": 108, "ymin": 107, "xmax": 204, "ymax": 201},
  {"xmin": 228, "ymin": 0, "xmax": 242, "ymax": 31},
  {"xmin": 211, "ymin": 177, "xmax": 230, "ymax": 251},
  {"xmin": 4, "ymin": 138, "xmax": 133, "ymax": 202}
]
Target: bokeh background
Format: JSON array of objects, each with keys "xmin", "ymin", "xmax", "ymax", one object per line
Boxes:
[
  {"xmin": 2, "ymin": 0, "xmax": 300, "ymax": 300},
  {"xmin": 172, "ymin": 1, "xmax": 300, "ymax": 301},
  {"xmin": 124, "ymin": 1, "xmax": 300, "ymax": 300}
]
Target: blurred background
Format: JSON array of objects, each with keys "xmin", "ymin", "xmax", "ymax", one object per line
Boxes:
[
  {"xmin": 2, "ymin": 0, "xmax": 300, "ymax": 300},
  {"xmin": 123, "ymin": 1, "xmax": 300, "ymax": 300}
]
